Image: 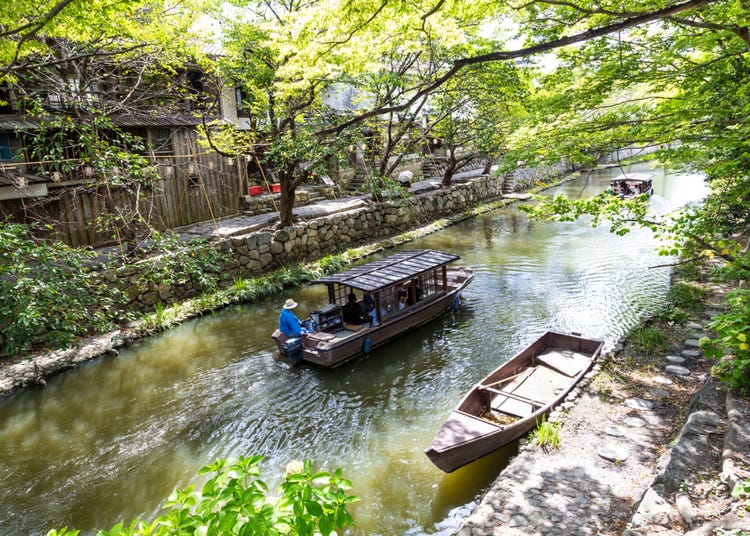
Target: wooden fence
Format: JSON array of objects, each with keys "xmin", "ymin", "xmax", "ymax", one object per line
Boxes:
[{"xmin": 0, "ymin": 130, "xmax": 248, "ymax": 247}]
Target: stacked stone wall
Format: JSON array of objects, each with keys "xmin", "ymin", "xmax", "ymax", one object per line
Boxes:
[
  {"xmin": 109, "ymin": 159, "xmax": 581, "ymax": 314},
  {"xmin": 113, "ymin": 173, "xmax": 506, "ymax": 313}
]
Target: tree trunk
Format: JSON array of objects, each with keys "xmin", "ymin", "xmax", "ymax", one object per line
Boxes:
[
  {"xmin": 441, "ymin": 147, "xmax": 458, "ymax": 187},
  {"xmin": 482, "ymin": 157, "xmax": 493, "ymax": 175},
  {"xmin": 278, "ymin": 178, "xmax": 297, "ymax": 228}
]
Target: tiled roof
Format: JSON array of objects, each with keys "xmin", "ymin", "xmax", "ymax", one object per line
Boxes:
[
  {"xmin": 311, "ymin": 249, "xmax": 461, "ymax": 292},
  {"xmin": 0, "ymin": 113, "xmax": 207, "ymax": 131}
]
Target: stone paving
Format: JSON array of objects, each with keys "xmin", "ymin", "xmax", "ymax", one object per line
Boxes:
[{"xmin": 454, "ymin": 297, "xmax": 750, "ymax": 536}]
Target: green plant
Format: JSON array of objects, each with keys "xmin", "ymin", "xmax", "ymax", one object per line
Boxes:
[
  {"xmin": 0, "ymin": 221, "xmax": 125, "ymax": 356},
  {"xmin": 667, "ymin": 280, "xmax": 707, "ymax": 313},
  {"xmin": 702, "ymin": 289, "xmax": 750, "ymax": 392},
  {"xmin": 140, "ymin": 301, "xmax": 176, "ymax": 333},
  {"xmin": 133, "ymin": 234, "xmax": 228, "ymax": 294},
  {"xmin": 629, "ymin": 326, "xmax": 668, "ymax": 354},
  {"xmin": 731, "ymin": 479, "xmax": 750, "ymax": 499},
  {"xmin": 47, "ymin": 456, "xmax": 358, "ymax": 536},
  {"xmin": 529, "ymin": 414, "xmax": 561, "ymax": 449}
]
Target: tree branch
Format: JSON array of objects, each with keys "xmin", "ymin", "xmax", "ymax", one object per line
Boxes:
[{"xmin": 317, "ymin": 0, "xmax": 719, "ymax": 136}]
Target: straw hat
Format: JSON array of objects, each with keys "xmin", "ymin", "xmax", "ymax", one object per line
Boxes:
[{"xmin": 283, "ymin": 298, "xmax": 298, "ymax": 309}]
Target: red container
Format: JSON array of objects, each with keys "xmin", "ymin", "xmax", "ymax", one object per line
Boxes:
[
  {"xmin": 248, "ymin": 185, "xmax": 263, "ymax": 196},
  {"xmin": 271, "ymin": 183, "xmax": 281, "ymax": 193}
]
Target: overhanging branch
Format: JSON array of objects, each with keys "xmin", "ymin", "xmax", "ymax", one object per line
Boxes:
[{"xmin": 317, "ymin": 0, "xmax": 719, "ymax": 137}]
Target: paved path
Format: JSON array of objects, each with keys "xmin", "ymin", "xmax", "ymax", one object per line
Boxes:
[
  {"xmin": 178, "ymin": 170, "xmax": 491, "ymax": 241},
  {"xmin": 181, "ymin": 195, "xmax": 370, "ymax": 240}
]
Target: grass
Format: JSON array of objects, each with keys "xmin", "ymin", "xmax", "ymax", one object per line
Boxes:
[
  {"xmin": 628, "ymin": 325, "xmax": 669, "ymax": 354},
  {"xmin": 529, "ymin": 414, "xmax": 561, "ymax": 450}
]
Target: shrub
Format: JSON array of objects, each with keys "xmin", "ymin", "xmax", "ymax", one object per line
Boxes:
[
  {"xmin": 702, "ymin": 289, "xmax": 750, "ymax": 392},
  {"xmin": 132, "ymin": 233, "xmax": 228, "ymax": 294},
  {"xmin": 0, "ymin": 221, "xmax": 124, "ymax": 356},
  {"xmin": 47, "ymin": 456, "xmax": 358, "ymax": 536},
  {"xmin": 667, "ymin": 280, "xmax": 707, "ymax": 313}
]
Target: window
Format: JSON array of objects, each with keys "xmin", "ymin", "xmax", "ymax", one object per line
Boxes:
[
  {"xmin": 148, "ymin": 129, "xmax": 173, "ymax": 155},
  {"xmin": 235, "ymin": 87, "xmax": 250, "ymax": 118},
  {"xmin": 0, "ymin": 133, "xmax": 13, "ymax": 161}
]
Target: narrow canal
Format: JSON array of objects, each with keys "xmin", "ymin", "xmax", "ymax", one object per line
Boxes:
[{"xmin": 0, "ymin": 164, "xmax": 707, "ymax": 535}]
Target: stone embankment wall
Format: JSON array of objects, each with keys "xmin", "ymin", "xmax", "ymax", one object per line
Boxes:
[
  {"xmin": 505, "ymin": 158, "xmax": 572, "ymax": 191},
  {"xmin": 108, "ymin": 160, "xmax": 573, "ymax": 314},
  {"xmin": 117, "ymin": 174, "xmax": 513, "ymax": 313}
]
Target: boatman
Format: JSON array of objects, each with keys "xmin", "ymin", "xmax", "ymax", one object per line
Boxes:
[{"xmin": 279, "ymin": 298, "xmax": 307, "ymax": 337}]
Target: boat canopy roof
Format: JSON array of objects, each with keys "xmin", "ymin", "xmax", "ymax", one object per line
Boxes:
[
  {"xmin": 311, "ymin": 249, "xmax": 460, "ymax": 293},
  {"xmin": 610, "ymin": 172, "xmax": 653, "ymax": 184}
]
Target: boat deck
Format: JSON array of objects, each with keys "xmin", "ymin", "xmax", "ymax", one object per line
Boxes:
[
  {"xmin": 490, "ymin": 348, "xmax": 589, "ymax": 418},
  {"xmin": 430, "ymin": 346, "xmax": 592, "ymax": 451}
]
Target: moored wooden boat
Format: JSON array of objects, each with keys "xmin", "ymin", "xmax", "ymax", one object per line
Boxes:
[
  {"xmin": 609, "ymin": 173, "xmax": 654, "ymax": 198},
  {"xmin": 425, "ymin": 331, "xmax": 604, "ymax": 472},
  {"xmin": 272, "ymin": 249, "xmax": 474, "ymax": 367}
]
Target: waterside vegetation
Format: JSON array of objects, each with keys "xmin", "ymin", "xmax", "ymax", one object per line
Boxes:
[{"xmin": 48, "ymin": 456, "xmax": 358, "ymax": 536}]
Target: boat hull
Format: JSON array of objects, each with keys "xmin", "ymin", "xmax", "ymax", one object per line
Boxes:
[{"xmin": 425, "ymin": 331, "xmax": 604, "ymax": 472}]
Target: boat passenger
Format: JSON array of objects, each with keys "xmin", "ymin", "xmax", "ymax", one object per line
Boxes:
[
  {"xmin": 369, "ymin": 305, "xmax": 388, "ymax": 327},
  {"xmin": 343, "ymin": 293, "xmax": 367, "ymax": 324},
  {"xmin": 279, "ymin": 298, "xmax": 307, "ymax": 337},
  {"xmin": 361, "ymin": 292, "xmax": 374, "ymax": 315}
]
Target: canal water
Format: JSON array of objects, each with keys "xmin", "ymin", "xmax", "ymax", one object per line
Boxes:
[{"xmin": 0, "ymin": 165, "xmax": 707, "ymax": 535}]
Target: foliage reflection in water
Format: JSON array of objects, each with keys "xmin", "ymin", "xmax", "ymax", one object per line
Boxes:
[{"xmin": 0, "ymin": 164, "xmax": 708, "ymax": 535}]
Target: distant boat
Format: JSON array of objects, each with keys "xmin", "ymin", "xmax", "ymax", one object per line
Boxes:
[
  {"xmin": 425, "ymin": 331, "xmax": 604, "ymax": 473},
  {"xmin": 272, "ymin": 249, "xmax": 474, "ymax": 368},
  {"xmin": 609, "ymin": 173, "xmax": 654, "ymax": 198}
]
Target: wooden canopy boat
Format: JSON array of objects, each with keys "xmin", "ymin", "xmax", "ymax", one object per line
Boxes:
[
  {"xmin": 609, "ymin": 173, "xmax": 654, "ymax": 198},
  {"xmin": 272, "ymin": 249, "xmax": 474, "ymax": 368},
  {"xmin": 425, "ymin": 331, "xmax": 604, "ymax": 472}
]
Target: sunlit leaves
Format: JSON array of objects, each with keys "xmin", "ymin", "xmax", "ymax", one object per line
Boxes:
[
  {"xmin": 702, "ymin": 289, "xmax": 750, "ymax": 392},
  {"xmin": 520, "ymin": 191, "xmax": 653, "ymax": 235},
  {"xmin": 51, "ymin": 456, "xmax": 359, "ymax": 536}
]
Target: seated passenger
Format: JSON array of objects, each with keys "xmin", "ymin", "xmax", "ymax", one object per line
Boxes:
[
  {"xmin": 361, "ymin": 292, "xmax": 375, "ymax": 315},
  {"xmin": 369, "ymin": 305, "xmax": 388, "ymax": 327},
  {"xmin": 343, "ymin": 293, "xmax": 367, "ymax": 324}
]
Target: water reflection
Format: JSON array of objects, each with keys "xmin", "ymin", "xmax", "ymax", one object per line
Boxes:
[{"xmin": 0, "ymin": 164, "xmax": 707, "ymax": 535}]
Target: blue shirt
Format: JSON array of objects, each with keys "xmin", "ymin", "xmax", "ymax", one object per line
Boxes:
[{"xmin": 279, "ymin": 308, "xmax": 304, "ymax": 337}]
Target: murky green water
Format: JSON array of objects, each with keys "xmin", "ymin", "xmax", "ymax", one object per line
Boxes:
[{"xmin": 0, "ymin": 164, "xmax": 707, "ymax": 535}]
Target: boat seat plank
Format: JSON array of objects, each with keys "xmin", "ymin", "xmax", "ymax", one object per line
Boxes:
[
  {"xmin": 490, "ymin": 397, "xmax": 535, "ymax": 418},
  {"xmin": 482, "ymin": 386, "xmax": 545, "ymax": 406},
  {"xmin": 430, "ymin": 410, "xmax": 501, "ymax": 452},
  {"xmin": 536, "ymin": 348, "xmax": 591, "ymax": 377},
  {"xmin": 512, "ymin": 366, "xmax": 571, "ymax": 404},
  {"xmin": 490, "ymin": 366, "xmax": 571, "ymax": 417}
]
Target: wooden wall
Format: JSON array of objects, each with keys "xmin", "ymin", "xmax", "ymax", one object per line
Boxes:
[{"xmin": 0, "ymin": 128, "xmax": 248, "ymax": 247}]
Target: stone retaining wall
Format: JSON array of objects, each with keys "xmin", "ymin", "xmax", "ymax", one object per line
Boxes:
[{"xmin": 116, "ymin": 173, "xmax": 510, "ymax": 313}]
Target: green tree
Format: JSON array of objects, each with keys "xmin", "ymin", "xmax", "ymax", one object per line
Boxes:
[
  {"xmin": 511, "ymin": 0, "xmax": 750, "ymax": 390},
  {"xmin": 0, "ymin": 220, "xmax": 124, "ymax": 356},
  {"xmin": 1, "ymin": 0, "xmax": 210, "ymax": 253}
]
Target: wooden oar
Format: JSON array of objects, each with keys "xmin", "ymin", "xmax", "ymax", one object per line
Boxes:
[
  {"xmin": 480, "ymin": 368, "xmax": 534, "ymax": 390},
  {"xmin": 480, "ymin": 386, "xmax": 545, "ymax": 408}
]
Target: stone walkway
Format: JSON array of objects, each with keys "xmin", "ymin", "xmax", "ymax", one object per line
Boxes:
[{"xmin": 454, "ymin": 296, "xmax": 750, "ymax": 535}]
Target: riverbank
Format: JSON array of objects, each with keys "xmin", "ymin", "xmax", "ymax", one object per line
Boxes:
[{"xmin": 454, "ymin": 270, "xmax": 750, "ymax": 535}]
